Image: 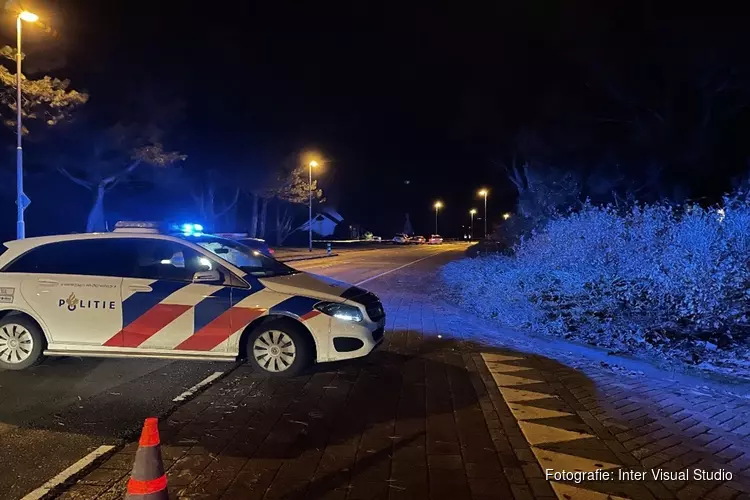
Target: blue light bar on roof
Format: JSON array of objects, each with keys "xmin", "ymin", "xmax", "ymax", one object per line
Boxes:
[{"xmin": 179, "ymin": 223, "xmax": 204, "ymax": 236}]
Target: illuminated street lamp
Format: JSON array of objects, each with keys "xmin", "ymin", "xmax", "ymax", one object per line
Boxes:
[
  {"xmin": 503, "ymin": 212, "xmax": 511, "ymax": 220},
  {"xmin": 469, "ymin": 209, "xmax": 477, "ymax": 240},
  {"xmin": 478, "ymin": 189, "xmax": 489, "ymax": 238},
  {"xmin": 19, "ymin": 11, "xmax": 38, "ymax": 22},
  {"xmin": 308, "ymin": 160, "xmax": 319, "ymax": 252},
  {"xmin": 15, "ymin": 10, "xmax": 38, "ymax": 239},
  {"xmin": 434, "ymin": 201, "xmax": 442, "ymax": 234}
]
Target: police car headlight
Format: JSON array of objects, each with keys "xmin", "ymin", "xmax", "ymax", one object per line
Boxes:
[{"xmin": 315, "ymin": 302, "xmax": 363, "ymax": 322}]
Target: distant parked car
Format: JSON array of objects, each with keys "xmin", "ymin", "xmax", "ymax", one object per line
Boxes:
[
  {"xmin": 428, "ymin": 234, "xmax": 443, "ymax": 244},
  {"xmin": 214, "ymin": 233, "xmax": 275, "ymax": 257},
  {"xmin": 393, "ymin": 234, "xmax": 410, "ymax": 244},
  {"xmin": 410, "ymin": 235, "xmax": 426, "ymax": 244},
  {"xmin": 362, "ymin": 232, "xmax": 382, "ymax": 242}
]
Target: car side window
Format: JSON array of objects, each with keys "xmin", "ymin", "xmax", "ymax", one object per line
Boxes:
[
  {"xmin": 2, "ymin": 238, "xmax": 243, "ymax": 285},
  {"xmin": 3, "ymin": 239, "xmax": 135, "ymax": 277},
  {"xmin": 123, "ymin": 240, "xmax": 214, "ymax": 283},
  {"xmin": 194, "ymin": 240, "xmax": 264, "ymax": 269}
]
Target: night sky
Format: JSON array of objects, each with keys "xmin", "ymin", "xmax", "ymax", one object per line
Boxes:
[{"xmin": 1, "ymin": 1, "xmax": 748, "ymax": 238}]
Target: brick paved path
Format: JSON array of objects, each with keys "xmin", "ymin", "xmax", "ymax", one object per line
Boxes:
[{"xmin": 58, "ymin": 252, "xmax": 750, "ymax": 499}]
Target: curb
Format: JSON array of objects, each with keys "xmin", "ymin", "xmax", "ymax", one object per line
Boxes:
[
  {"xmin": 448, "ymin": 299, "xmax": 750, "ymax": 398},
  {"xmin": 277, "ymin": 253, "xmax": 339, "ymax": 263}
]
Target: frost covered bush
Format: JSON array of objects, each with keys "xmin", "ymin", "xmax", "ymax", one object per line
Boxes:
[{"xmin": 442, "ymin": 199, "xmax": 750, "ymax": 373}]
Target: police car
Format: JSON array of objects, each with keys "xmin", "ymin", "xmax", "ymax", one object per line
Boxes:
[{"xmin": 0, "ymin": 222, "xmax": 385, "ymax": 375}]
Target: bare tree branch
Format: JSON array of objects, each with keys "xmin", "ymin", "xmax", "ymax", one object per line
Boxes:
[
  {"xmin": 58, "ymin": 167, "xmax": 92, "ymax": 190},
  {"xmin": 505, "ymin": 160, "xmax": 526, "ymax": 193},
  {"xmin": 102, "ymin": 160, "xmax": 142, "ymax": 190},
  {"xmin": 215, "ymin": 188, "xmax": 241, "ymax": 218}
]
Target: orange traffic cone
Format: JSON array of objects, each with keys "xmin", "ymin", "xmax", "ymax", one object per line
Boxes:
[{"xmin": 125, "ymin": 417, "xmax": 168, "ymax": 499}]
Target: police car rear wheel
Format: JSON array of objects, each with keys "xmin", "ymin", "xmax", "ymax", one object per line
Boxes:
[
  {"xmin": 0, "ymin": 316, "xmax": 45, "ymax": 370},
  {"xmin": 248, "ymin": 322, "xmax": 310, "ymax": 376}
]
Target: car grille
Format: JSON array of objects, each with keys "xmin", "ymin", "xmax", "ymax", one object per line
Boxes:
[{"xmin": 340, "ymin": 286, "xmax": 368, "ymax": 300}]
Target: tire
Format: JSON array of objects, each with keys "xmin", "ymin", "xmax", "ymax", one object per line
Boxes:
[
  {"xmin": 0, "ymin": 314, "xmax": 46, "ymax": 371},
  {"xmin": 245, "ymin": 319, "xmax": 312, "ymax": 377}
]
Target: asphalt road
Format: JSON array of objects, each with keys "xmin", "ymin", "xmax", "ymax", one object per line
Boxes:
[{"xmin": 0, "ymin": 243, "xmax": 460, "ymax": 500}]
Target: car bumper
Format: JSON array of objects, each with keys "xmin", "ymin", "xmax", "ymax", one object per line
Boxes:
[{"xmin": 323, "ymin": 317, "xmax": 385, "ymax": 362}]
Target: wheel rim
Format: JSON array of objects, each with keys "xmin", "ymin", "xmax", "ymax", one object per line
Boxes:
[
  {"xmin": 253, "ymin": 330, "xmax": 296, "ymax": 372},
  {"xmin": 0, "ymin": 323, "xmax": 33, "ymax": 364}
]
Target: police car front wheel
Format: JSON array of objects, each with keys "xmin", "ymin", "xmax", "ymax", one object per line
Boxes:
[
  {"xmin": 0, "ymin": 315, "xmax": 45, "ymax": 370},
  {"xmin": 246, "ymin": 321, "xmax": 311, "ymax": 376}
]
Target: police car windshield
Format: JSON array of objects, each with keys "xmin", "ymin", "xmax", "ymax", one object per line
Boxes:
[{"xmin": 183, "ymin": 236, "xmax": 298, "ymax": 277}]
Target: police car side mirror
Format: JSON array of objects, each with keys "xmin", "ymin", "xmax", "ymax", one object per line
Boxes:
[{"xmin": 193, "ymin": 270, "xmax": 222, "ymax": 284}]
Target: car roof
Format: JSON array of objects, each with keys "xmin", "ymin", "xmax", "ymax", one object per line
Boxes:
[
  {"xmin": 1, "ymin": 232, "xmax": 199, "ymax": 259},
  {"xmin": 0, "ymin": 232, "xmax": 254, "ymax": 277}
]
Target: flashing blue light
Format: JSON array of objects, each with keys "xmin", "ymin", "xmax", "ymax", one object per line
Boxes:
[{"xmin": 177, "ymin": 222, "xmax": 205, "ymax": 237}]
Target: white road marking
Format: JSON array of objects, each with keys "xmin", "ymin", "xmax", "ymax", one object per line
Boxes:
[
  {"xmin": 21, "ymin": 445, "xmax": 115, "ymax": 500},
  {"xmin": 355, "ymin": 249, "xmax": 449, "ymax": 286},
  {"xmin": 172, "ymin": 371, "xmax": 224, "ymax": 402}
]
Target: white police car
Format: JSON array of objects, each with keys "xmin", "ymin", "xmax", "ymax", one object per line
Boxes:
[{"xmin": 0, "ymin": 222, "xmax": 385, "ymax": 375}]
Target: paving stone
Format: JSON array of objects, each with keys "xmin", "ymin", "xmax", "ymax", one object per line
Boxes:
[
  {"xmin": 676, "ymin": 482, "xmax": 712, "ymax": 500},
  {"xmin": 510, "ymin": 484, "xmax": 535, "ymax": 500},
  {"xmin": 57, "ymin": 484, "xmax": 106, "ymax": 499},
  {"xmin": 428, "ymin": 469, "xmax": 470, "ymax": 499},
  {"xmin": 468, "ymin": 476, "xmax": 513, "ymax": 497},
  {"xmin": 719, "ymin": 446, "xmax": 746, "ymax": 462},
  {"xmin": 526, "ymin": 477, "xmax": 555, "ymax": 497},
  {"xmin": 643, "ymin": 479, "xmax": 677, "ymax": 499},
  {"xmin": 98, "ymin": 452, "xmax": 135, "ymax": 471},
  {"xmin": 503, "ymin": 467, "xmax": 527, "ymax": 485},
  {"xmin": 465, "ymin": 460, "xmax": 503, "ymax": 479},
  {"xmin": 78, "ymin": 466, "xmax": 128, "ymax": 487},
  {"xmin": 705, "ymin": 484, "xmax": 742, "ymax": 500},
  {"xmin": 263, "ymin": 479, "xmax": 309, "ymax": 499}
]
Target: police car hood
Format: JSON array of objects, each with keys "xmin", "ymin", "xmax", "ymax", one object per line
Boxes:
[{"xmin": 260, "ymin": 272, "xmax": 357, "ymax": 302}]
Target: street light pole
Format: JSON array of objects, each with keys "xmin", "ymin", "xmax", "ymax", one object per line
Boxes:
[
  {"xmin": 15, "ymin": 15, "xmax": 24, "ymax": 240},
  {"xmin": 308, "ymin": 162, "xmax": 313, "ymax": 252},
  {"xmin": 433, "ymin": 201, "xmax": 442, "ymax": 234},
  {"xmin": 484, "ymin": 193, "xmax": 487, "ymax": 238},
  {"xmin": 308, "ymin": 160, "xmax": 318, "ymax": 252},
  {"xmin": 469, "ymin": 209, "xmax": 476, "ymax": 240},
  {"xmin": 478, "ymin": 189, "xmax": 488, "ymax": 239},
  {"xmin": 14, "ymin": 11, "xmax": 37, "ymax": 240}
]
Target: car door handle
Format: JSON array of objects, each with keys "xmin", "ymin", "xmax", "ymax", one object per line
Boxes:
[
  {"xmin": 37, "ymin": 279, "xmax": 59, "ymax": 287},
  {"xmin": 128, "ymin": 284, "xmax": 153, "ymax": 293}
]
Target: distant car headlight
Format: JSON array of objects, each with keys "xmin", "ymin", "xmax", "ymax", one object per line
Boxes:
[{"xmin": 315, "ymin": 302, "xmax": 363, "ymax": 322}]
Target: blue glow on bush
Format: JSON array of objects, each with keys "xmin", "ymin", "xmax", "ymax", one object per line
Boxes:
[{"xmin": 441, "ymin": 198, "xmax": 750, "ymax": 372}]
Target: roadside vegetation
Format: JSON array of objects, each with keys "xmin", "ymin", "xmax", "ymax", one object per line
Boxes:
[{"xmin": 443, "ymin": 193, "xmax": 750, "ymax": 379}]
